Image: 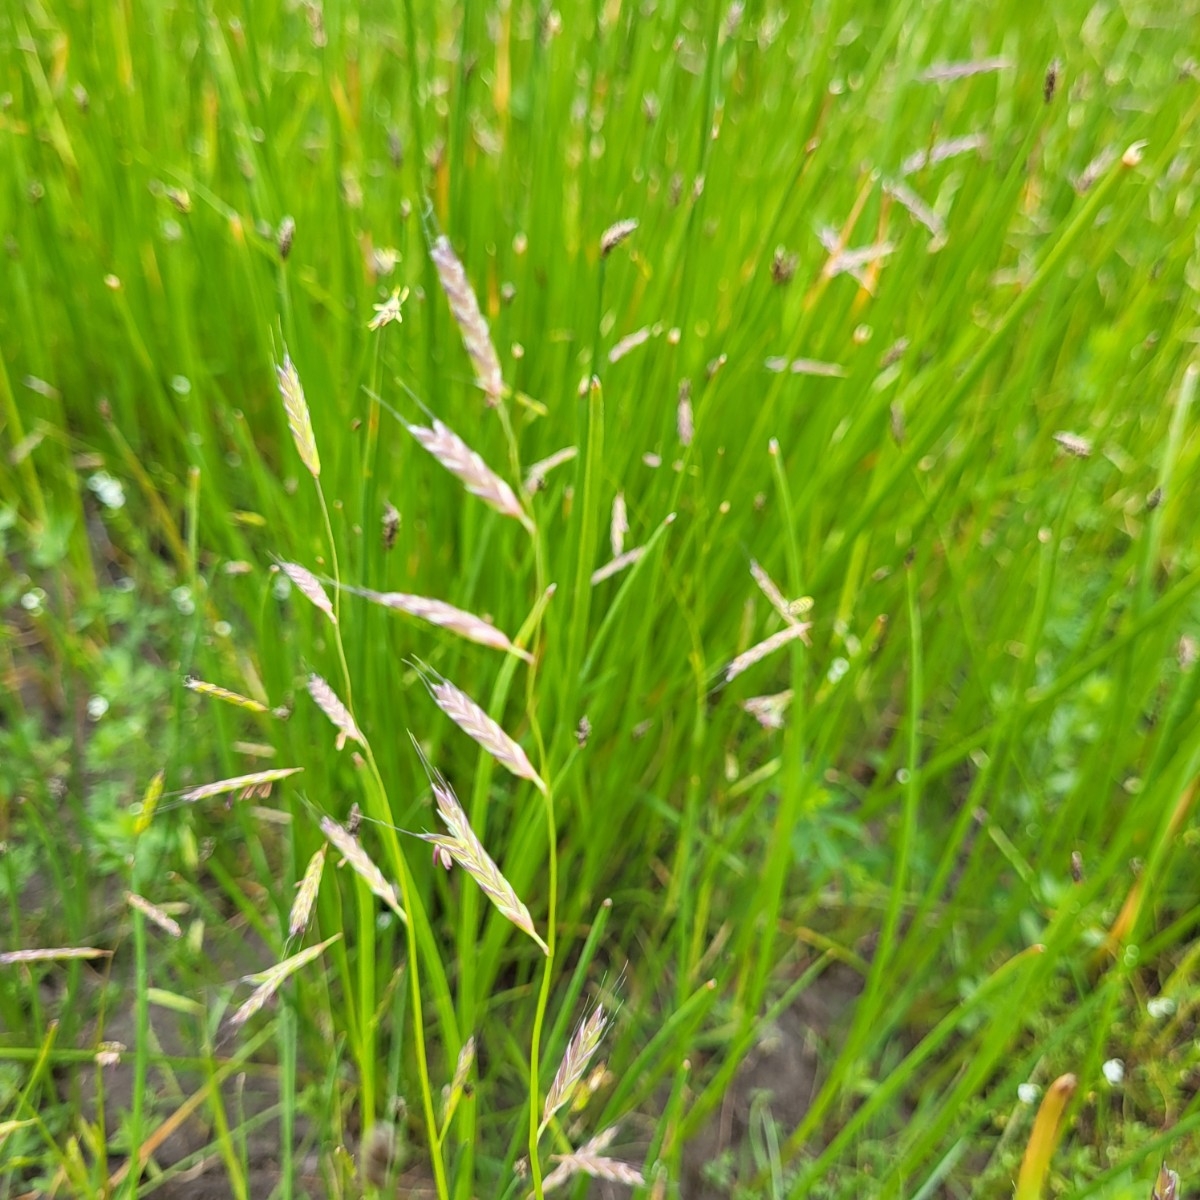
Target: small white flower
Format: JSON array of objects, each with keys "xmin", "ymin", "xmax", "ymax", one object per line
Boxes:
[
  {"xmin": 21, "ymin": 589, "xmax": 45, "ymax": 614},
  {"xmin": 1102, "ymin": 1058, "xmax": 1124, "ymax": 1085},
  {"xmin": 172, "ymin": 586, "xmax": 195, "ymax": 616},
  {"xmin": 1017, "ymin": 1082, "xmax": 1040, "ymax": 1105},
  {"xmin": 369, "ymin": 286, "xmax": 409, "ymax": 331},
  {"xmin": 87, "ymin": 695, "xmax": 109, "ymax": 721}
]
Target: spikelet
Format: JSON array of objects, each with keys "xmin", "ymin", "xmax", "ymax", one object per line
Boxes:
[
  {"xmin": 276, "ymin": 351, "xmax": 321, "ymax": 478},
  {"xmin": 600, "ymin": 218, "xmax": 638, "ymax": 256},
  {"xmin": 230, "ymin": 934, "xmax": 342, "ymax": 1027},
  {"xmin": 344, "ymin": 585, "xmax": 532, "ymax": 661},
  {"xmin": 788, "ymin": 358, "xmax": 846, "ymax": 378},
  {"xmin": 1053, "ymin": 430, "xmax": 1092, "ymax": 458},
  {"xmin": 417, "ymin": 770, "xmax": 548, "ymax": 955},
  {"xmin": 742, "ymin": 689, "xmax": 794, "ymax": 730},
  {"xmin": 591, "ymin": 546, "xmax": 647, "ymax": 586},
  {"xmin": 919, "ymin": 57, "xmax": 1010, "ymax": 82},
  {"xmin": 610, "ymin": 492, "xmax": 628, "ymax": 558},
  {"xmin": 134, "ymin": 769, "xmax": 165, "ymax": 834},
  {"xmin": 524, "ymin": 446, "xmax": 578, "ymax": 493},
  {"xmin": 319, "ymin": 817, "xmax": 407, "ymax": 924},
  {"xmin": 406, "ymin": 418, "xmax": 527, "ymax": 524},
  {"xmin": 900, "ymin": 132, "xmax": 986, "ymax": 177},
  {"xmin": 424, "ymin": 671, "xmax": 546, "ymax": 793},
  {"xmin": 306, "ymin": 673, "xmax": 364, "ymax": 750},
  {"xmin": 184, "ymin": 677, "xmax": 270, "ymax": 714},
  {"xmin": 126, "ymin": 892, "xmax": 183, "ymax": 938},
  {"xmin": 677, "ymin": 380, "xmax": 694, "ymax": 447},
  {"xmin": 0, "ymin": 946, "xmax": 112, "ymax": 965},
  {"xmin": 278, "ymin": 562, "xmax": 336, "ymax": 625},
  {"xmin": 539, "ymin": 1127, "xmax": 644, "ymax": 1195},
  {"xmin": 749, "ymin": 560, "xmax": 800, "ymax": 626},
  {"xmin": 442, "ymin": 1035, "xmax": 476, "ymax": 1127},
  {"xmin": 289, "ymin": 845, "xmax": 327, "ymax": 937},
  {"xmin": 725, "ymin": 622, "xmax": 811, "ymax": 683},
  {"xmin": 430, "ymin": 236, "xmax": 504, "ymax": 405},
  {"xmin": 180, "ymin": 767, "xmax": 303, "ymax": 804},
  {"xmin": 541, "ymin": 1004, "xmax": 607, "ymax": 1133},
  {"xmin": 883, "ymin": 180, "xmax": 944, "ymax": 238},
  {"xmin": 608, "ymin": 326, "xmax": 653, "ymax": 364}
]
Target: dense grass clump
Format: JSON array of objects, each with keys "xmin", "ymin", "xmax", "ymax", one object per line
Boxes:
[{"xmin": 2, "ymin": 1, "xmax": 1200, "ymax": 1197}]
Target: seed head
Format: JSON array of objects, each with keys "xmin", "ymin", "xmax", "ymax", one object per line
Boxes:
[
  {"xmin": 425, "ymin": 671, "xmax": 546, "ymax": 793},
  {"xmin": 430, "ymin": 236, "xmax": 504, "ymax": 404},
  {"xmin": 289, "ymin": 845, "xmax": 327, "ymax": 937},
  {"xmin": 406, "ymin": 418, "xmax": 527, "ymax": 525},
  {"xmin": 275, "ymin": 352, "xmax": 320, "ymax": 478},
  {"xmin": 306, "ymin": 673, "xmax": 364, "ymax": 751},
  {"xmin": 600, "ymin": 218, "xmax": 638, "ymax": 257}
]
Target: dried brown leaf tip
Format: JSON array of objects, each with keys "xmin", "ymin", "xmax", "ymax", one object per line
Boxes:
[
  {"xmin": 275, "ymin": 350, "xmax": 320, "ymax": 478},
  {"xmin": 600, "ymin": 218, "xmax": 638, "ymax": 257},
  {"xmin": 413, "ymin": 751, "xmax": 548, "ymax": 955},
  {"xmin": 431, "ymin": 235, "xmax": 504, "ymax": 405}
]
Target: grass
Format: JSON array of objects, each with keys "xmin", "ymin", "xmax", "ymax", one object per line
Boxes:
[{"xmin": 2, "ymin": 0, "xmax": 1200, "ymax": 1197}]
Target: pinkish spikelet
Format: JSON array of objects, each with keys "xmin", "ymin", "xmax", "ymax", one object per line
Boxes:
[
  {"xmin": 430, "ymin": 236, "xmax": 504, "ymax": 405},
  {"xmin": 406, "ymin": 418, "xmax": 528, "ymax": 525}
]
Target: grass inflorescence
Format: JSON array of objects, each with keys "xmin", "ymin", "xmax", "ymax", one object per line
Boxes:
[{"xmin": 2, "ymin": 1, "xmax": 1200, "ymax": 1198}]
